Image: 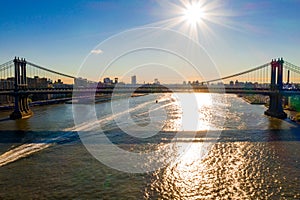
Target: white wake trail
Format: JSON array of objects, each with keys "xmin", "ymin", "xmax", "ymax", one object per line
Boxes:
[
  {"xmin": 0, "ymin": 96, "xmax": 164, "ymax": 167},
  {"xmin": 0, "ymin": 143, "xmax": 52, "ymax": 167}
]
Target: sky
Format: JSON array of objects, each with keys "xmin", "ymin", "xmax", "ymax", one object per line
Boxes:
[{"xmin": 0, "ymin": 0, "xmax": 300, "ymax": 83}]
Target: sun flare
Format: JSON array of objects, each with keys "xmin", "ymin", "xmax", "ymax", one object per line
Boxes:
[
  {"xmin": 183, "ymin": 3, "xmax": 205, "ymax": 25},
  {"xmin": 147, "ymin": 0, "xmax": 234, "ymax": 43}
]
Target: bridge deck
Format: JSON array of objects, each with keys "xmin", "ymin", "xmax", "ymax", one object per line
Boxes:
[{"xmin": 1, "ymin": 88, "xmax": 300, "ymax": 96}]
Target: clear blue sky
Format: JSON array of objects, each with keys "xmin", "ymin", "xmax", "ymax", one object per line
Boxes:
[{"xmin": 0, "ymin": 0, "xmax": 299, "ymax": 82}]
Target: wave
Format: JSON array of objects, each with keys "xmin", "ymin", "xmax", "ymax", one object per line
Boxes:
[
  {"xmin": 0, "ymin": 94, "xmax": 169, "ymax": 167},
  {"xmin": 0, "ymin": 143, "xmax": 52, "ymax": 167}
]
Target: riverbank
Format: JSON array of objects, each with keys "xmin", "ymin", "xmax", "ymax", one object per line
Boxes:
[
  {"xmin": 0, "ymin": 98, "xmax": 72, "ymax": 111},
  {"xmin": 65, "ymin": 93, "xmax": 147, "ymax": 104},
  {"xmin": 0, "ymin": 93, "xmax": 148, "ymax": 110},
  {"xmin": 239, "ymin": 94, "xmax": 267, "ymax": 105},
  {"xmin": 238, "ymin": 94, "xmax": 300, "ymax": 124},
  {"xmin": 285, "ymin": 110, "xmax": 300, "ymax": 124}
]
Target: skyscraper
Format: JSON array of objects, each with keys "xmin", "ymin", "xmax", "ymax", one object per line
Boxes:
[{"xmin": 131, "ymin": 75, "xmax": 136, "ymax": 85}]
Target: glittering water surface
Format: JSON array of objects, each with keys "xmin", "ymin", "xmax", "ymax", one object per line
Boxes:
[{"xmin": 0, "ymin": 93, "xmax": 299, "ymax": 199}]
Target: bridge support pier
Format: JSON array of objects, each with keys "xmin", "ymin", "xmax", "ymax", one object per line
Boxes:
[
  {"xmin": 10, "ymin": 94, "xmax": 33, "ymax": 120},
  {"xmin": 264, "ymin": 58, "xmax": 287, "ymax": 119},
  {"xmin": 265, "ymin": 93, "xmax": 287, "ymax": 119},
  {"xmin": 10, "ymin": 57, "xmax": 33, "ymax": 120}
]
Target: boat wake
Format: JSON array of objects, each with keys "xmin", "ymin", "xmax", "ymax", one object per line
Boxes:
[
  {"xmin": 0, "ymin": 131, "xmax": 77, "ymax": 167},
  {"xmin": 0, "ymin": 143, "xmax": 52, "ymax": 167},
  {"xmin": 0, "ymin": 94, "xmax": 171, "ymax": 167}
]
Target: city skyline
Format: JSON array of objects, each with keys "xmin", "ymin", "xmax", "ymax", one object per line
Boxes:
[{"xmin": 0, "ymin": 0, "xmax": 300, "ymax": 82}]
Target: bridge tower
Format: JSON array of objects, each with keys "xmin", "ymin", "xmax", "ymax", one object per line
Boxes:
[
  {"xmin": 10, "ymin": 57, "xmax": 33, "ymax": 119},
  {"xmin": 264, "ymin": 58, "xmax": 287, "ymax": 119}
]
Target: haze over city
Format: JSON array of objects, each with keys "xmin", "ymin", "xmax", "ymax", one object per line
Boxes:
[{"xmin": 1, "ymin": 0, "xmax": 300, "ymax": 83}]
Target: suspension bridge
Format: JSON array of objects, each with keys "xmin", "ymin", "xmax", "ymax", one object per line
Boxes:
[{"xmin": 0, "ymin": 57, "xmax": 300, "ymax": 119}]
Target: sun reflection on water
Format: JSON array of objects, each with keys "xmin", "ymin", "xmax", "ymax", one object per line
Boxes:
[
  {"xmin": 163, "ymin": 93, "xmax": 215, "ymax": 132},
  {"xmin": 143, "ymin": 93, "xmax": 231, "ymax": 199},
  {"xmin": 144, "ymin": 94, "xmax": 299, "ymax": 199}
]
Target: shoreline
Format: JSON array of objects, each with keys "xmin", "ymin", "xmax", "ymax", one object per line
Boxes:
[
  {"xmin": 285, "ymin": 110, "xmax": 300, "ymax": 124},
  {"xmin": 1, "ymin": 93, "xmax": 299, "ymax": 125},
  {"xmin": 65, "ymin": 93, "xmax": 147, "ymax": 104},
  {"xmin": 0, "ymin": 98, "xmax": 72, "ymax": 111},
  {"xmin": 239, "ymin": 94, "xmax": 300, "ymax": 124},
  {"xmin": 0, "ymin": 93, "xmax": 148, "ymax": 110},
  {"xmin": 239, "ymin": 94, "xmax": 267, "ymax": 105}
]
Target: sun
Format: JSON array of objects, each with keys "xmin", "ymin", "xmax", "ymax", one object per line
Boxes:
[
  {"xmin": 147, "ymin": 0, "xmax": 233, "ymax": 43},
  {"xmin": 182, "ymin": 2, "xmax": 205, "ymax": 25}
]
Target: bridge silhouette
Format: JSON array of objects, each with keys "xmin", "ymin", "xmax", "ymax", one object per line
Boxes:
[{"xmin": 0, "ymin": 57, "xmax": 299, "ymax": 119}]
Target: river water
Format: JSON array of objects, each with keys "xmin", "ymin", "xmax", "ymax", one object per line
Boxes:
[{"xmin": 0, "ymin": 93, "xmax": 299, "ymax": 199}]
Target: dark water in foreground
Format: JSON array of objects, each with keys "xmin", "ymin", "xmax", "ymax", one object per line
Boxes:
[{"xmin": 0, "ymin": 93, "xmax": 299, "ymax": 199}]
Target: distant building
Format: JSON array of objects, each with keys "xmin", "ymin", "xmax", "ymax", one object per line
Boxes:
[
  {"xmin": 114, "ymin": 78, "xmax": 118, "ymax": 84},
  {"xmin": 103, "ymin": 77, "xmax": 111, "ymax": 84},
  {"xmin": 75, "ymin": 77, "xmax": 88, "ymax": 88},
  {"xmin": 131, "ymin": 75, "xmax": 137, "ymax": 85},
  {"xmin": 28, "ymin": 76, "xmax": 49, "ymax": 88},
  {"xmin": 28, "ymin": 76, "xmax": 52, "ymax": 101},
  {"xmin": 52, "ymin": 79, "xmax": 72, "ymax": 99},
  {"xmin": 0, "ymin": 79, "xmax": 14, "ymax": 105},
  {"xmin": 154, "ymin": 78, "xmax": 160, "ymax": 85},
  {"xmin": 235, "ymin": 80, "xmax": 239, "ymax": 86},
  {"xmin": 192, "ymin": 80, "xmax": 199, "ymax": 85}
]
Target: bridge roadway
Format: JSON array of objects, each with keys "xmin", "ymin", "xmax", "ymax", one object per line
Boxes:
[{"xmin": 0, "ymin": 86, "xmax": 300, "ymax": 96}]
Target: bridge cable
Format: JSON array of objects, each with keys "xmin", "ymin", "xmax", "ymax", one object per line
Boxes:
[
  {"xmin": 284, "ymin": 61, "xmax": 300, "ymax": 75},
  {"xmin": 203, "ymin": 63, "xmax": 270, "ymax": 84},
  {"xmin": 26, "ymin": 61, "xmax": 76, "ymax": 79}
]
